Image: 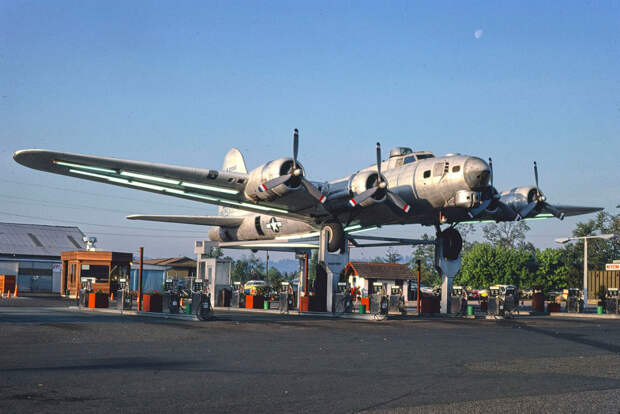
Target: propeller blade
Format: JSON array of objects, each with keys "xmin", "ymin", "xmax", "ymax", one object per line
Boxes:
[
  {"xmin": 517, "ymin": 201, "xmax": 538, "ymax": 220},
  {"xmin": 376, "ymin": 142, "xmax": 382, "ymax": 183},
  {"xmin": 293, "ymin": 128, "xmax": 299, "ymax": 170},
  {"xmin": 301, "ymin": 178, "xmax": 327, "ymax": 204},
  {"xmin": 468, "ymin": 199, "xmax": 492, "ymax": 218},
  {"xmin": 542, "ymin": 202, "xmax": 565, "ymax": 220},
  {"xmin": 496, "ymin": 200, "xmax": 518, "ymax": 221},
  {"xmin": 387, "ymin": 191, "xmax": 411, "ymax": 213},
  {"xmin": 533, "ymin": 161, "xmax": 539, "ymax": 188},
  {"xmin": 349, "ymin": 187, "xmax": 379, "ymax": 208},
  {"xmin": 488, "ymin": 157, "xmax": 493, "ymax": 187},
  {"xmin": 258, "ymin": 174, "xmax": 292, "ymax": 193}
]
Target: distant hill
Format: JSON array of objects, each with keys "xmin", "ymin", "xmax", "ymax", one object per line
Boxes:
[{"xmin": 270, "ymin": 258, "xmax": 300, "ymax": 274}]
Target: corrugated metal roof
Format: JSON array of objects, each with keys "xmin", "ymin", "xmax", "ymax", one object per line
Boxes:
[
  {"xmin": 0, "ymin": 222, "xmax": 86, "ymax": 257},
  {"xmin": 143, "ymin": 257, "xmax": 196, "ymax": 267}
]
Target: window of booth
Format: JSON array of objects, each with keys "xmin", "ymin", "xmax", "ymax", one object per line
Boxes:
[
  {"xmin": 80, "ymin": 264, "xmax": 109, "ymax": 283},
  {"xmin": 110, "ymin": 264, "xmax": 129, "ymax": 282}
]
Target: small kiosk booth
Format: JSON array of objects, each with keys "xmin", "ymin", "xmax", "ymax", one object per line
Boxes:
[{"xmin": 61, "ymin": 251, "xmax": 132, "ymax": 298}]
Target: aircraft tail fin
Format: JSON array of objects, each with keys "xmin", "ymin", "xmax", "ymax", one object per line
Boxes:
[{"xmin": 219, "ymin": 148, "xmax": 248, "ymax": 217}]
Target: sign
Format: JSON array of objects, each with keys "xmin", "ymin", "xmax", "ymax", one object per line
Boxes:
[{"xmin": 606, "ymin": 263, "xmax": 620, "ymax": 271}]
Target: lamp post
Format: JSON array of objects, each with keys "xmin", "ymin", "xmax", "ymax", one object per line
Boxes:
[{"xmin": 555, "ymin": 233, "xmax": 618, "ymax": 309}]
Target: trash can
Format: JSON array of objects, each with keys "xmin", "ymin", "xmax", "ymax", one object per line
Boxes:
[
  {"xmin": 359, "ymin": 304, "xmax": 366, "ymax": 314},
  {"xmin": 264, "ymin": 299, "xmax": 270, "ymax": 310},
  {"xmin": 467, "ymin": 305, "xmax": 474, "ymax": 316},
  {"xmin": 597, "ymin": 305, "xmax": 604, "ymax": 315}
]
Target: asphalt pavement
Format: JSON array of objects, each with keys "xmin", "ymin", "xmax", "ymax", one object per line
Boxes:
[{"xmin": 1, "ymin": 295, "xmax": 619, "ymax": 413}]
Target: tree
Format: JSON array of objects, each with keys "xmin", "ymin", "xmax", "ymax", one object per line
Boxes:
[
  {"xmin": 205, "ymin": 246, "xmax": 223, "ymax": 258},
  {"xmin": 482, "ymin": 221, "xmax": 531, "ymax": 249},
  {"xmin": 409, "ymin": 234, "xmax": 440, "ymax": 286},
  {"xmin": 571, "ymin": 211, "xmax": 620, "ymax": 270},
  {"xmin": 267, "ymin": 267, "xmax": 284, "ymax": 291},
  {"xmin": 455, "ymin": 243, "xmax": 536, "ymax": 289},
  {"xmin": 231, "ymin": 253, "xmax": 265, "ymax": 283},
  {"xmin": 531, "ymin": 248, "xmax": 571, "ymax": 292},
  {"xmin": 384, "ymin": 247, "xmax": 403, "ymax": 263},
  {"xmin": 455, "ymin": 223, "xmax": 477, "ymax": 253}
]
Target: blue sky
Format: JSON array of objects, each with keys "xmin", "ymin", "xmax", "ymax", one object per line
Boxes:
[{"xmin": 1, "ymin": 1, "xmax": 619, "ymax": 260}]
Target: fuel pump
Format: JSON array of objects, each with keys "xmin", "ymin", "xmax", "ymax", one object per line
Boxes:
[
  {"xmin": 605, "ymin": 288, "xmax": 619, "ymax": 314},
  {"xmin": 566, "ymin": 288, "xmax": 583, "ymax": 313},
  {"xmin": 279, "ymin": 281, "xmax": 294, "ymax": 313},
  {"xmin": 190, "ymin": 279, "xmax": 205, "ymax": 315},
  {"xmin": 333, "ymin": 282, "xmax": 351, "ymax": 314},
  {"xmin": 79, "ymin": 277, "xmax": 94, "ymax": 307},
  {"xmin": 116, "ymin": 278, "xmax": 132, "ymax": 310},
  {"xmin": 450, "ymin": 286, "xmax": 466, "ymax": 315},
  {"xmin": 389, "ymin": 285, "xmax": 405, "ymax": 314},
  {"xmin": 191, "ymin": 279, "xmax": 212, "ymax": 321},
  {"xmin": 231, "ymin": 281, "xmax": 242, "ymax": 308},
  {"xmin": 163, "ymin": 279, "xmax": 180, "ymax": 314},
  {"xmin": 487, "ymin": 285, "xmax": 501, "ymax": 317},
  {"xmin": 370, "ymin": 282, "xmax": 388, "ymax": 315},
  {"xmin": 487, "ymin": 285, "xmax": 517, "ymax": 317}
]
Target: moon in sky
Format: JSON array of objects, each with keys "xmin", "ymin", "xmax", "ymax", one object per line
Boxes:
[{"xmin": 474, "ymin": 29, "xmax": 484, "ymax": 39}]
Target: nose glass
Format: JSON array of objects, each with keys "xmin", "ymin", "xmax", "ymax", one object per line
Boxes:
[{"xmin": 463, "ymin": 157, "xmax": 491, "ymax": 189}]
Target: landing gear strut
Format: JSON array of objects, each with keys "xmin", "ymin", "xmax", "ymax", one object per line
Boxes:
[{"xmin": 322, "ymin": 221, "xmax": 344, "ymax": 252}]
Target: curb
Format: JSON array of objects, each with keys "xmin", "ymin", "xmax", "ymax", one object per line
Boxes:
[{"xmin": 67, "ymin": 306, "xmax": 199, "ymax": 321}]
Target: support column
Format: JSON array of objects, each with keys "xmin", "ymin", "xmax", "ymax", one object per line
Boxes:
[
  {"xmin": 583, "ymin": 238, "xmax": 588, "ymax": 310},
  {"xmin": 435, "ymin": 241, "xmax": 462, "ymax": 314},
  {"xmin": 318, "ymin": 228, "xmax": 349, "ymax": 313}
]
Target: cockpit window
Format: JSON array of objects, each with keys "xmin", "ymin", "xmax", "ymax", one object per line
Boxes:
[
  {"xmin": 423, "ymin": 170, "xmax": 431, "ymax": 178},
  {"xmin": 404, "ymin": 155, "xmax": 416, "ymax": 164},
  {"xmin": 452, "ymin": 165, "xmax": 461, "ymax": 173}
]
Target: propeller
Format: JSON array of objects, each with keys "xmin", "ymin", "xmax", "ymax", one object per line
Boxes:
[
  {"xmin": 258, "ymin": 129, "xmax": 327, "ymax": 204},
  {"xmin": 514, "ymin": 161, "xmax": 564, "ymax": 220},
  {"xmin": 348, "ymin": 142, "xmax": 411, "ymax": 213},
  {"xmin": 469, "ymin": 156, "xmax": 518, "ymax": 220}
]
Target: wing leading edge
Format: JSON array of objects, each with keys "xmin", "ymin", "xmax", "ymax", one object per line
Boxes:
[
  {"xmin": 126, "ymin": 215, "xmax": 245, "ymax": 227},
  {"xmin": 13, "ymin": 149, "xmax": 308, "ymax": 220}
]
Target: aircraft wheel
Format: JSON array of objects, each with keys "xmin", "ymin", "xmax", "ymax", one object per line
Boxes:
[
  {"xmin": 322, "ymin": 221, "xmax": 344, "ymax": 253},
  {"xmin": 440, "ymin": 228, "xmax": 462, "ymax": 260}
]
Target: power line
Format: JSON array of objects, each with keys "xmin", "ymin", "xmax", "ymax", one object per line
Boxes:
[
  {"xmin": 0, "ymin": 194, "xmax": 133, "ymax": 214},
  {"xmin": 0, "ymin": 178, "xmax": 210, "ymax": 212},
  {"xmin": 0, "ymin": 210, "xmax": 210, "ymax": 234},
  {"xmin": 85, "ymin": 231, "xmax": 205, "ymax": 239}
]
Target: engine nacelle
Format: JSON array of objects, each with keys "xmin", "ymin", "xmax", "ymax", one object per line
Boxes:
[
  {"xmin": 244, "ymin": 158, "xmax": 304, "ymax": 201},
  {"xmin": 207, "ymin": 215, "xmax": 265, "ymax": 241},
  {"xmin": 454, "ymin": 190, "xmax": 481, "ymax": 208},
  {"xmin": 499, "ymin": 186, "xmax": 538, "ymax": 211},
  {"xmin": 348, "ymin": 171, "xmax": 385, "ymax": 207}
]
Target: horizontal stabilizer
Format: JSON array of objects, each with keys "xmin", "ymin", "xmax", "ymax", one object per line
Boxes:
[
  {"xmin": 543, "ymin": 204, "xmax": 604, "ymax": 218},
  {"xmin": 126, "ymin": 214, "xmax": 244, "ymax": 227}
]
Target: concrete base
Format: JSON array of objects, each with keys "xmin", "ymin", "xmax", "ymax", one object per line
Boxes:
[
  {"xmin": 435, "ymin": 241, "xmax": 462, "ymax": 314},
  {"xmin": 318, "ymin": 228, "xmax": 349, "ymax": 314}
]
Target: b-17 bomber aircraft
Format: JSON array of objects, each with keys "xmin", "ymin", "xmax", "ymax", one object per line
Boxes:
[{"xmin": 14, "ymin": 129, "xmax": 602, "ymax": 259}]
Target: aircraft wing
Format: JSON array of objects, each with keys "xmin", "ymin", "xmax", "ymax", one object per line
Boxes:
[
  {"xmin": 542, "ymin": 204, "xmax": 604, "ymax": 218},
  {"xmin": 13, "ymin": 149, "xmax": 308, "ymax": 220},
  {"xmin": 126, "ymin": 215, "xmax": 245, "ymax": 227}
]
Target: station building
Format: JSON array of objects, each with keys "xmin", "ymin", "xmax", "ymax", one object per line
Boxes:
[
  {"xmin": 0, "ymin": 222, "xmax": 86, "ymax": 293},
  {"xmin": 344, "ymin": 261, "xmax": 414, "ymax": 297}
]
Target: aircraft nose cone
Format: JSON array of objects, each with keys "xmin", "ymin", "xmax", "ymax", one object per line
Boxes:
[{"xmin": 463, "ymin": 157, "xmax": 491, "ymax": 189}]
